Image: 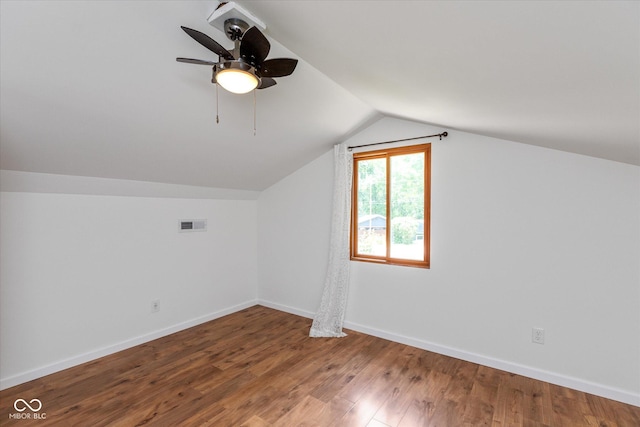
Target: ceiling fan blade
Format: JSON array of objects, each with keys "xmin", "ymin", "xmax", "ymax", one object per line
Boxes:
[
  {"xmin": 257, "ymin": 77, "xmax": 277, "ymax": 89},
  {"xmin": 176, "ymin": 57, "xmax": 218, "ymax": 66},
  {"xmin": 260, "ymin": 58, "xmax": 298, "ymax": 78},
  {"xmin": 181, "ymin": 26, "xmax": 234, "ymax": 60},
  {"xmin": 240, "ymin": 27, "xmax": 270, "ymax": 66}
]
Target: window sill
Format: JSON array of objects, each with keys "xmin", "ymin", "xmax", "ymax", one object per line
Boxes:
[{"xmin": 350, "ymin": 256, "xmax": 430, "ymax": 269}]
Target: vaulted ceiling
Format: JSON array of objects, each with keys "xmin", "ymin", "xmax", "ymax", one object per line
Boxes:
[{"xmin": 1, "ymin": 1, "xmax": 638, "ymax": 191}]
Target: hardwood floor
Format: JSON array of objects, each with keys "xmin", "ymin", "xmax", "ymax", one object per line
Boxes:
[{"xmin": 1, "ymin": 305, "xmax": 638, "ymax": 426}]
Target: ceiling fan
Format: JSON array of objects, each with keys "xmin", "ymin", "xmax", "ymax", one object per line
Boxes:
[{"xmin": 177, "ymin": 18, "xmax": 298, "ymax": 94}]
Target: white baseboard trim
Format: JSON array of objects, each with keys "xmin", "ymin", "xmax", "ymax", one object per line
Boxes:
[
  {"xmin": 257, "ymin": 300, "xmax": 640, "ymax": 407},
  {"xmin": 258, "ymin": 299, "xmax": 315, "ymax": 320},
  {"xmin": 0, "ymin": 300, "xmax": 258, "ymax": 391}
]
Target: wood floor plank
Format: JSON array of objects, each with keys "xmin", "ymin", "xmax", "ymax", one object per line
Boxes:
[
  {"xmin": 240, "ymin": 414, "xmax": 272, "ymax": 427},
  {"xmin": 461, "ymin": 365, "xmax": 502, "ymax": 425},
  {"xmin": 518, "ymin": 374, "xmax": 553, "ymax": 425},
  {"xmin": 442, "ymin": 356, "xmax": 478, "ymax": 405},
  {"xmin": 336, "ymin": 340, "xmax": 403, "ymax": 404},
  {"xmin": 1, "ymin": 305, "xmax": 639, "ymax": 427},
  {"xmin": 371, "ymin": 346, "xmax": 432, "ymax": 426},
  {"xmin": 396, "ymin": 368, "xmax": 455, "ymax": 426},
  {"xmin": 272, "ymin": 395, "xmax": 329, "ymax": 426},
  {"xmin": 319, "ymin": 336, "xmax": 393, "ymax": 401},
  {"xmin": 335, "ymin": 345, "xmax": 420, "ymax": 426},
  {"xmin": 491, "ymin": 377, "xmax": 524, "ymax": 426}
]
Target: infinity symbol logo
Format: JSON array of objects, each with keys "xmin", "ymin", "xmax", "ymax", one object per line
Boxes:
[{"xmin": 14, "ymin": 398, "xmax": 42, "ymax": 412}]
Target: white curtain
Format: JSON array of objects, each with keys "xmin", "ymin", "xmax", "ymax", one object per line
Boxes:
[{"xmin": 310, "ymin": 143, "xmax": 353, "ymax": 338}]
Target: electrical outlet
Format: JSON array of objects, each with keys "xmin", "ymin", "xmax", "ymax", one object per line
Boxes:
[
  {"xmin": 532, "ymin": 327, "xmax": 544, "ymax": 344},
  {"xmin": 151, "ymin": 300, "xmax": 160, "ymax": 313}
]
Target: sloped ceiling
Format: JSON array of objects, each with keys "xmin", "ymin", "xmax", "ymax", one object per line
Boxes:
[{"xmin": 1, "ymin": 1, "xmax": 638, "ymax": 191}]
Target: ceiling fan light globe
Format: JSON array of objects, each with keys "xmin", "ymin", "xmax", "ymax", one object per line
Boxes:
[{"xmin": 216, "ymin": 68, "xmax": 259, "ymax": 94}]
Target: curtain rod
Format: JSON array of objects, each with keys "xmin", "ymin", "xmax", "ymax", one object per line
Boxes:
[{"xmin": 347, "ymin": 131, "xmax": 448, "ymax": 151}]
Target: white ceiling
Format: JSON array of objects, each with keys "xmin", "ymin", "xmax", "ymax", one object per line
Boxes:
[{"xmin": 1, "ymin": 1, "xmax": 638, "ymax": 191}]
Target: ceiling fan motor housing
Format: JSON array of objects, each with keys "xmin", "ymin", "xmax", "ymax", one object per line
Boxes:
[{"xmin": 217, "ymin": 60, "xmax": 256, "ymax": 75}]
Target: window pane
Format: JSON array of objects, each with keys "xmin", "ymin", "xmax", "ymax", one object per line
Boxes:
[
  {"xmin": 389, "ymin": 153, "xmax": 424, "ymax": 260},
  {"xmin": 356, "ymin": 158, "xmax": 387, "ymax": 256}
]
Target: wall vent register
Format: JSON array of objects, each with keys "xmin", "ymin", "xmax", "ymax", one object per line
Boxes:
[{"xmin": 179, "ymin": 219, "xmax": 207, "ymax": 232}]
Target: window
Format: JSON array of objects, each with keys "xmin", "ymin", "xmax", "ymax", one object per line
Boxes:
[{"xmin": 351, "ymin": 144, "xmax": 430, "ymax": 268}]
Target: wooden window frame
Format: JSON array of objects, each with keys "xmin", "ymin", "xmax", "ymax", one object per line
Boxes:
[{"xmin": 350, "ymin": 143, "xmax": 431, "ymax": 268}]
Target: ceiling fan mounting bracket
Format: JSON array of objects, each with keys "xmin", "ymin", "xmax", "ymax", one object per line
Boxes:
[{"xmin": 207, "ymin": 1, "xmax": 266, "ymax": 34}]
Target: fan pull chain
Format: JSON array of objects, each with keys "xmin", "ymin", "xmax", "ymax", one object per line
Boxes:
[
  {"xmin": 253, "ymin": 89, "xmax": 257, "ymax": 136},
  {"xmin": 215, "ymin": 83, "xmax": 220, "ymax": 124}
]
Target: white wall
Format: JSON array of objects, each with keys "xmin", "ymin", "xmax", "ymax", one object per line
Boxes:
[
  {"xmin": 0, "ymin": 173, "xmax": 259, "ymax": 388},
  {"xmin": 258, "ymin": 117, "xmax": 640, "ymax": 405},
  {"xmin": 258, "ymin": 150, "xmax": 334, "ymax": 310}
]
